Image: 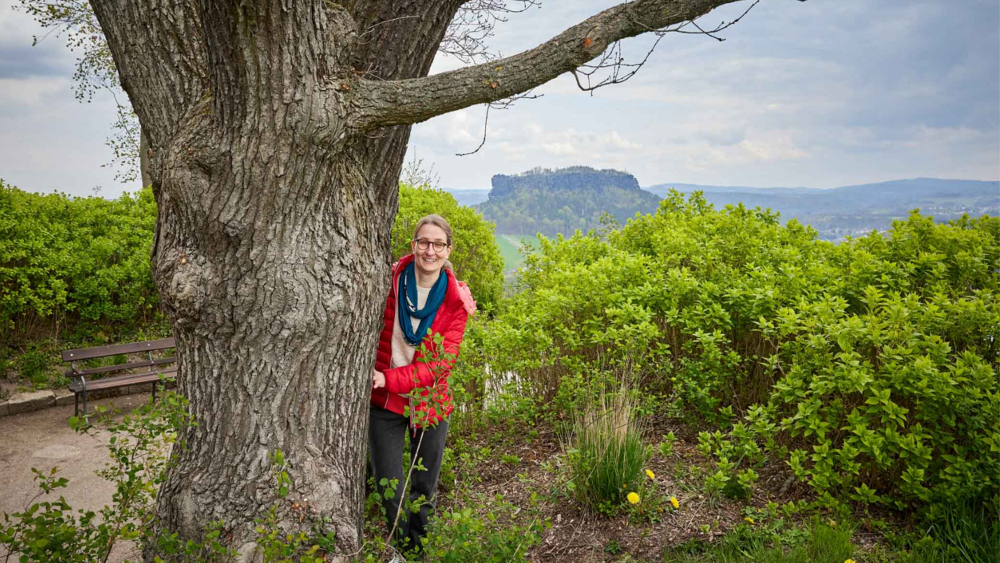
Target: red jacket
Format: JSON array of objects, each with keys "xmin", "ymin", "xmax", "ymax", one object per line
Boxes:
[{"xmin": 371, "ymin": 253, "xmax": 476, "ymax": 425}]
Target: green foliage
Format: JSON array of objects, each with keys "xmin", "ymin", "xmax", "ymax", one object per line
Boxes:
[
  {"xmin": 750, "ymin": 212, "xmax": 1000, "ymax": 513},
  {"xmin": 910, "ymin": 499, "xmax": 1000, "ymax": 563},
  {"xmin": 479, "ymin": 191, "xmax": 998, "ymax": 518},
  {"xmin": 393, "ymin": 182, "xmax": 505, "ymax": 312},
  {"xmin": 15, "ymin": 344, "xmax": 54, "ymax": 388},
  {"xmin": 416, "ymin": 496, "xmax": 547, "ymax": 563},
  {"xmin": 0, "ymin": 181, "xmax": 159, "ymax": 347}
]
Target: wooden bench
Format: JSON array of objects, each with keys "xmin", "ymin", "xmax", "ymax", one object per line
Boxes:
[{"xmin": 62, "ymin": 337, "xmax": 178, "ymax": 416}]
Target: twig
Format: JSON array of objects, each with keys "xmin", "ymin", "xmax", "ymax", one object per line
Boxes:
[{"xmin": 456, "ymin": 104, "xmax": 490, "ymax": 156}]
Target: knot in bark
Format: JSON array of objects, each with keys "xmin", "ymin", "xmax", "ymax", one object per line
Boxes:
[{"xmin": 162, "ymin": 249, "xmax": 209, "ymax": 327}]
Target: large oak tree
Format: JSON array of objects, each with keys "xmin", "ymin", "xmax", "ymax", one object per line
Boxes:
[{"xmin": 83, "ymin": 0, "xmax": 771, "ymax": 559}]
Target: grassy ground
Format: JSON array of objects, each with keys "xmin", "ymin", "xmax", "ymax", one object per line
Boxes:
[{"xmin": 496, "ymin": 233, "xmax": 536, "ymax": 274}]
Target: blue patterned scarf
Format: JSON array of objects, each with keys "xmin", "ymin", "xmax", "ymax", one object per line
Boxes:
[{"xmin": 397, "ymin": 261, "xmax": 448, "ymax": 346}]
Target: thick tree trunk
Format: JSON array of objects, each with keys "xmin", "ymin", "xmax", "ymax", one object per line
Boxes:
[{"xmin": 148, "ymin": 107, "xmax": 398, "ymax": 558}]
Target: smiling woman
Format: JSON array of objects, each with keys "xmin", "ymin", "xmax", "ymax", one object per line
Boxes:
[
  {"xmin": 391, "ymin": 183, "xmax": 505, "ymax": 311},
  {"xmin": 369, "ymin": 213, "xmax": 477, "ymax": 556}
]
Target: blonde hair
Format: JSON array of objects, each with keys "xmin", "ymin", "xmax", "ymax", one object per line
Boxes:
[{"xmin": 413, "ymin": 214, "xmax": 454, "ymax": 272}]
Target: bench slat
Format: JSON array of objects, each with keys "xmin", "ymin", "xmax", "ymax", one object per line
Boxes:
[
  {"xmin": 65, "ymin": 357, "xmax": 176, "ymax": 377},
  {"xmin": 61, "ymin": 338, "xmax": 176, "ymax": 362},
  {"xmin": 68, "ymin": 368, "xmax": 178, "ymax": 392}
]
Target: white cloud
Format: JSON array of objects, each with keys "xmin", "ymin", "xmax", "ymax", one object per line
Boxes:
[
  {"xmin": 541, "ymin": 142, "xmax": 576, "ymax": 156},
  {"xmin": 0, "ymin": 76, "xmax": 71, "ymax": 106},
  {"xmin": 738, "ymin": 133, "xmax": 809, "ymax": 162}
]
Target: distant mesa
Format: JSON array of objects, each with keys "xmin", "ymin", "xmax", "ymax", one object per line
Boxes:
[
  {"xmin": 489, "ymin": 166, "xmax": 642, "ymax": 201},
  {"xmin": 478, "ymin": 166, "xmax": 660, "ymax": 236}
]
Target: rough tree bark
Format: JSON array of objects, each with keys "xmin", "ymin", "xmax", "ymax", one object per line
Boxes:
[{"xmin": 84, "ymin": 0, "xmax": 748, "ymax": 560}]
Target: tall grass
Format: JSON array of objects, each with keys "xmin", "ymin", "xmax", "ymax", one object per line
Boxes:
[
  {"xmin": 564, "ymin": 381, "xmax": 649, "ymax": 515},
  {"xmin": 911, "ymin": 501, "xmax": 1000, "ymax": 563},
  {"xmin": 663, "ymin": 520, "xmax": 854, "ymax": 563}
]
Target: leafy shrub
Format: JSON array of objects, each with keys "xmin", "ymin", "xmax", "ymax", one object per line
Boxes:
[
  {"xmin": 747, "ymin": 213, "xmax": 1000, "ymax": 514},
  {"xmin": 16, "ymin": 345, "xmax": 54, "ymax": 388},
  {"xmin": 417, "ymin": 497, "xmax": 546, "ymax": 562},
  {"xmin": 392, "ymin": 182, "xmax": 505, "ymax": 312},
  {"xmin": 0, "ymin": 181, "xmax": 159, "ymax": 348},
  {"xmin": 481, "ymin": 191, "xmax": 998, "ymax": 518}
]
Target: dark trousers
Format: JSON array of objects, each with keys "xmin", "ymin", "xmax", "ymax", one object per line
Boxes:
[{"xmin": 369, "ymin": 404, "xmax": 449, "ymax": 553}]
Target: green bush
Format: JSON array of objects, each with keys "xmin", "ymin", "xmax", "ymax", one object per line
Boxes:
[
  {"xmin": 417, "ymin": 497, "xmax": 546, "ymax": 562},
  {"xmin": 392, "ymin": 183, "xmax": 505, "ymax": 312},
  {"xmin": 479, "ymin": 191, "xmax": 998, "ymax": 518},
  {"xmin": 17, "ymin": 345, "xmax": 55, "ymax": 388},
  {"xmin": 0, "ymin": 181, "xmax": 159, "ymax": 347},
  {"xmin": 748, "ymin": 212, "xmax": 1000, "ymax": 513}
]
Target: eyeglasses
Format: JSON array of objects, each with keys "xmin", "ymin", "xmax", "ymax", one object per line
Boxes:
[{"xmin": 414, "ymin": 239, "xmax": 449, "ymax": 252}]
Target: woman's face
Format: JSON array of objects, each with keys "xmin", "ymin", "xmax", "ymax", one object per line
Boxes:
[{"xmin": 411, "ymin": 224, "xmax": 452, "ymax": 278}]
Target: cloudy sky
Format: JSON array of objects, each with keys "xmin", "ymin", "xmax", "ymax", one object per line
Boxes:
[{"xmin": 1, "ymin": 0, "xmax": 997, "ymax": 198}]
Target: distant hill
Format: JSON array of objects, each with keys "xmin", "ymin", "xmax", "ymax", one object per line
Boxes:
[
  {"xmin": 476, "ymin": 166, "xmax": 661, "ymax": 236},
  {"xmin": 645, "ymin": 178, "xmax": 999, "ymax": 240}
]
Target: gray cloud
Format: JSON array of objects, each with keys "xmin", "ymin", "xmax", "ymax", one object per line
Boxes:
[
  {"xmin": 0, "ymin": 0, "xmax": 996, "ymax": 197},
  {"xmin": 0, "ymin": 3, "xmax": 77, "ymax": 79},
  {"xmin": 410, "ymin": 0, "xmax": 999, "ymax": 189}
]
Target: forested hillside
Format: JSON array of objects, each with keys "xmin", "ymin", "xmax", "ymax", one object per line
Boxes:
[{"xmin": 477, "ymin": 166, "xmax": 661, "ymax": 236}]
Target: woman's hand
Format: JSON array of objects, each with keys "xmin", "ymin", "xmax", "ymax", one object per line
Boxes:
[{"xmin": 372, "ymin": 369, "xmax": 386, "ymax": 389}]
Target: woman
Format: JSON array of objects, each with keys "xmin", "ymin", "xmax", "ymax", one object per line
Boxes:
[{"xmin": 370, "ymin": 214, "xmax": 476, "ymax": 554}]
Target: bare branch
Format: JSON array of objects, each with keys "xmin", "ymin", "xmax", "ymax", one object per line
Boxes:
[
  {"xmin": 350, "ymin": 0, "xmax": 746, "ymax": 131},
  {"xmin": 439, "ymin": 0, "xmax": 541, "ymax": 64},
  {"xmin": 570, "ymin": 0, "xmax": 759, "ymax": 93},
  {"xmin": 455, "ymin": 104, "xmax": 491, "ymax": 156}
]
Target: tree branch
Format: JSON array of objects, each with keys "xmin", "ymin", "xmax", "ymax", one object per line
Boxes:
[{"xmin": 349, "ymin": 0, "xmax": 745, "ymax": 131}]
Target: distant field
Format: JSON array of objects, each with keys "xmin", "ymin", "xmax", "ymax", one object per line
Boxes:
[{"xmin": 495, "ymin": 234, "xmax": 535, "ymax": 274}]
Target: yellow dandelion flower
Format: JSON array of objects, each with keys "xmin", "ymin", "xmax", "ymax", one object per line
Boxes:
[
  {"xmin": 745, "ymin": 517, "xmax": 755, "ymax": 524},
  {"xmin": 646, "ymin": 469, "xmax": 656, "ymax": 480},
  {"xmin": 670, "ymin": 496, "xmax": 679, "ymax": 509},
  {"xmin": 845, "ymin": 560, "xmax": 856, "ymax": 563},
  {"xmin": 627, "ymin": 492, "xmax": 640, "ymax": 504}
]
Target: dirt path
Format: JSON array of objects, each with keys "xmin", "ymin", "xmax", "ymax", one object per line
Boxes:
[{"xmin": 0, "ymin": 393, "xmax": 153, "ymax": 562}]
